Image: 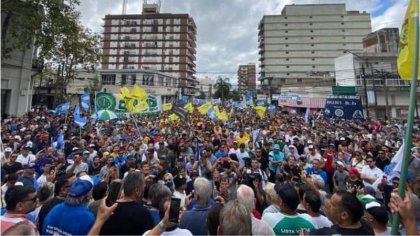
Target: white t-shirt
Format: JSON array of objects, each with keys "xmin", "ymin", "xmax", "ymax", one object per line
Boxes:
[
  {"xmin": 173, "ymin": 190, "xmax": 186, "ymax": 208},
  {"xmin": 310, "ymin": 215, "xmax": 333, "ymax": 229},
  {"xmin": 361, "ymin": 166, "xmax": 384, "ymax": 187},
  {"xmin": 143, "ymin": 227, "xmax": 192, "ymax": 236},
  {"xmin": 236, "ymin": 150, "xmax": 249, "ymax": 169},
  {"xmin": 16, "ymin": 154, "xmax": 36, "ymax": 166}
]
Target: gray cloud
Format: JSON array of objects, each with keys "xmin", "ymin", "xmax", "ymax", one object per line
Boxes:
[{"xmin": 77, "ymin": 0, "xmax": 402, "ymax": 84}]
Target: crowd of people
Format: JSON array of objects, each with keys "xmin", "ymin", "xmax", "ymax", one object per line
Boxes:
[{"xmin": 0, "ymin": 105, "xmax": 420, "ymax": 235}]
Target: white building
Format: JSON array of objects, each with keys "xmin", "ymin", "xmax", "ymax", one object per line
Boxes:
[
  {"xmin": 334, "ymin": 52, "xmax": 420, "ymax": 119},
  {"xmin": 258, "ymin": 4, "xmax": 371, "ymax": 95}
]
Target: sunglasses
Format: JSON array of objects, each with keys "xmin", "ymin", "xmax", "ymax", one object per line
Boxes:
[{"xmin": 164, "ymin": 179, "xmax": 172, "ymax": 182}]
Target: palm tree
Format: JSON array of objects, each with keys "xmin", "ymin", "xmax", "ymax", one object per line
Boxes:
[{"xmin": 213, "ymin": 77, "xmax": 231, "ymax": 101}]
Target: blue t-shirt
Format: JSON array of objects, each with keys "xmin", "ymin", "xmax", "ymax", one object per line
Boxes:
[
  {"xmin": 42, "ymin": 203, "xmax": 94, "ymax": 235},
  {"xmin": 305, "ymin": 166, "xmax": 328, "ymax": 184},
  {"xmin": 268, "ymin": 151, "xmax": 284, "ymax": 173},
  {"xmin": 179, "ymin": 205, "xmax": 210, "ymax": 235}
]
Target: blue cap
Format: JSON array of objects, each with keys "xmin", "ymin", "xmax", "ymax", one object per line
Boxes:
[
  {"xmin": 274, "ymin": 144, "xmax": 281, "ymax": 150},
  {"xmin": 68, "ymin": 177, "xmax": 93, "ymax": 198}
]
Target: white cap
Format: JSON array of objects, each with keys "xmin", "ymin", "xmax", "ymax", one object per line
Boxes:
[
  {"xmin": 4, "ymin": 147, "xmax": 12, "ymax": 152},
  {"xmin": 14, "ymin": 135, "xmax": 22, "ymax": 141}
]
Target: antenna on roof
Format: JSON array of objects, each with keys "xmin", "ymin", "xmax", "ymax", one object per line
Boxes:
[{"xmin": 122, "ymin": 0, "xmax": 127, "ymax": 14}]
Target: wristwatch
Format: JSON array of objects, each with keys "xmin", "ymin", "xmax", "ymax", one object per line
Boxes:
[{"xmin": 158, "ymin": 220, "xmax": 166, "ymax": 231}]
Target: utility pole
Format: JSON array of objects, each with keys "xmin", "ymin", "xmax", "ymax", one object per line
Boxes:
[
  {"xmin": 345, "ymin": 50, "xmax": 370, "ymax": 118},
  {"xmin": 361, "ymin": 64, "xmax": 370, "ymax": 118},
  {"xmin": 383, "ymin": 71, "xmax": 390, "ymax": 120}
]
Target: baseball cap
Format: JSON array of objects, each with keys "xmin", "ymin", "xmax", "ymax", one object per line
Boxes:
[
  {"xmin": 308, "ymin": 145, "xmax": 314, "ymax": 149},
  {"xmin": 340, "ymin": 137, "xmax": 346, "ymax": 141},
  {"xmin": 72, "ymin": 147, "xmax": 79, "ymax": 152},
  {"xmin": 274, "ymin": 144, "xmax": 281, "ymax": 150},
  {"xmin": 329, "ymin": 142, "xmax": 335, "ymax": 147},
  {"xmin": 347, "ymin": 167, "xmax": 360, "ymax": 176},
  {"xmin": 14, "ymin": 135, "xmax": 22, "ymax": 141},
  {"xmin": 83, "ymin": 150, "xmax": 89, "ymax": 155},
  {"xmin": 173, "ymin": 174, "xmax": 187, "ymax": 188},
  {"xmin": 4, "ymin": 147, "xmax": 12, "ymax": 153},
  {"xmin": 68, "ymin": 176, "xmax": 93, "ymax": 198},
  {"xmin": 103, "ymin": 151, "xmax": 110, "ymax": 156},
  {"xmin": 288, "ymin": 144, "xmax": 295, "ymax": 148},
  {"xmin": 307, "ymin": 140, "xmax": 313, "ymax": 144},
  {"xmin": 365, "ymin": 202, "xmax": 389, "ymax": 224},
  {"xmin": 88, "ymin": 144, "xmax": 95, "ymax": 148}
]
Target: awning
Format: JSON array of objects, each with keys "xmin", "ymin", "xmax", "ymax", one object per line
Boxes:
[{"xmin": 278, "ymin": 97, "xmax": 326, "ymax": 108}]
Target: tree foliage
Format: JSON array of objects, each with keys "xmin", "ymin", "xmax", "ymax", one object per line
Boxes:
[
  {"xmin": 2, "ymin": 0, "xmax": 102, "ymax": 105},
  {"xmin": 213, "ymin": 77, "xmax": 232, "ymax": 101}
]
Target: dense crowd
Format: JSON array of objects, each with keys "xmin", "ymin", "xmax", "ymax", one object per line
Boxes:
[{"xmin": 0, "ymin": 106, "xmax": 420, "ymax": 235}]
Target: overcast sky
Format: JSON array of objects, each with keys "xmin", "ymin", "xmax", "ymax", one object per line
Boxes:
[{"xmin": 77, "ymin": 0, "xmax": 407, "ymax": 84}]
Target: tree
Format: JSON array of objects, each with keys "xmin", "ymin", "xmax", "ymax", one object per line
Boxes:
[
  {"xmin": 196, "ymin": 91, "xmax": 207, "ymax": 99},
  {"xmin": 2, "ymin": 0, "xmax": 102, "ymax": 105},
  {"xmin": 229, "ymin": 90, "xmax": 242, "ymax": 101},
  {"xmin": 213, "ymin": 77, "xmax": 231, "ymax": 101}
]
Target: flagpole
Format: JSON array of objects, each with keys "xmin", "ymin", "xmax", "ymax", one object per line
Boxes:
[{"xmin": 391, "ymin": 6, "xmax": 419, "ymax": 234}]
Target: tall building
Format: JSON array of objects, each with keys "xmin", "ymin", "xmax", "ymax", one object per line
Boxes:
[
  {"xmin": 237, "ymin": 64, "xmax": 256, "ymax": 95},
  {"xmin": 258, "ymin": 4, "xmax": 371, "ymax": 92},
  {"xmin": 101, "ymin": 2, "xmax": 197, "ymax": 96}
]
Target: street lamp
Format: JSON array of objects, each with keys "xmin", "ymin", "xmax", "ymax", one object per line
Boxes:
[{"xmin": 344, "ymin": 50, "xmax": 370, "ymax": 118}]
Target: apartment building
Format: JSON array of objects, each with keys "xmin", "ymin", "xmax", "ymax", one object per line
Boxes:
[
  {"xmin": 258, "ymin": 4, "xmax": 371, "ymax": 93},
  {"xmin": 101, "ymin": 3, "xmax": 197, "ymax": 95},
  {"xmin": 237, "ymin": 64, "xmax": 256, "ymax": 95}
]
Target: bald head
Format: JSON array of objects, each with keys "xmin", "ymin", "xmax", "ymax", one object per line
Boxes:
[{"xmin": 236, "ymin": 184, "xmax": 255, "ymax": 212}]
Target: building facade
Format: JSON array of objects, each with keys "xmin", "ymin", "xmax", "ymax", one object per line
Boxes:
[
  {"xmin": 335, "ymin": 51, "xmax": 420, "ymax": 119},
  {"xmin": 363, "ymin": 28, "xmax": 399, "ymax": 54},
  {"xmin": 258, "ymin": 4, "xmax": 371, "ymax": 93},
  {"xmin": 101, "ymin": 3, "xmax": 197, "ymax": 96},
  {"xmin": 237, "ymin": 64, "xmax": 256, "ymax": 95}
]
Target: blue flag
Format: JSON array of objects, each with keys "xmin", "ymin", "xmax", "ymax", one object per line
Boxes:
[
  {"xmin": 80, "ymin": 93, "xmax": 90, "ymax": 112},
  {"xmin": 73, "ymin": 105, "xmax": 87, "ymax": 128},
  {"xmin": 56, "ymin": 130, "xmax": 64, "ymax": 151},
  {"xmin": 207, "ymin": 107, "xmax": 218, "ymax": 123},
  {"xmin": 55, "ymin": 102, "xmax": 71, "ymax": 114}
]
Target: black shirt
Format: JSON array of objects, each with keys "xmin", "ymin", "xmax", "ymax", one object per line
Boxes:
[
  {"xmin": 331, "ymin": 220, "xmax": 375, "ymax": 235},
  {"xmin": 2, "ymin": 162, "xmax": 22, "ymax": 175},
  {"xmin": 99, "ymin": 201, "xmax": 155, "ymax": 235}
]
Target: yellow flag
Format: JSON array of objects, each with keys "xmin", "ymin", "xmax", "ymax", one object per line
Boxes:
[
  {"xmin": 119, "ymin": 87, "xmax": 131, "ymax": 99},
  {"xmin": 184, "ymin": 102, "xmax": 193, "ymax": 113},
  {"xmin": 398, "ymin": 0, "xmax": 420, "ymax": 80},
  {"xmin": 130, "ymin": 85, "xmax": 148, "ymax": 100},
  {"xmin": 198, "ymin": 102, "xmax": 212, "ymax": 115},
  {"xmin": 214, "ymin": 106, "xmax": 220, "ymax": 115},
  {"xmin": 169, "ymin": 113, "xmax": 180, "ymax": 122},
  {"xmin": 162, "ymin": 103, "xmax": 173, "ymax": 111},
  {"xmin": 218, "ymin": 110, "xmax": 229, "ymax": 121},
  {"xmin": 126, "ymin": 98, "xmax": 149, "ymax": 113},
  {"xmin": 254, "ymin": 106, "xmax": 267, "ymax": 118}
]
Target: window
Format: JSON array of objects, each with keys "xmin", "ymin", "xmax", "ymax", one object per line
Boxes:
[
  {"xmin": 311, "ymin": 44, "xmax": 314, "ymax": 47},
  {"xmin": 165, "ymin": 78, "xmax": 170, "ymax": 86},
  {"xmin": 311, "ymin": 37, "xmax": 314, "ymax": 40},
  {"xmin": 158, "ymin": 76, "xmax": 164, "ymax": 86},
  {"xmin": 286, "ymin": 58, "xmax": 289, "ymax": 61},
  {"xmin": 285, "ymin": 51, "xmax": 289, "ymax": 54},
  {"xmin": 297, "ymin": 78, "xmax": 302, "ymax": 83},
  {"xmin": 286, "ymin": 66, "xmax": 290, "ymax": 68},
  {"xmin": 309, "ymin": 22, "xmax": 313, "ymax": 26},
  {"xmin": 312, "ymin": 51, "xmax": 315, "ymax": 54},
  {"xmin": 284, "ymin": 17, "xmax": 288, "ymax": 19},
  {"xmin": 285, "ymin": 30, "xmax": 288, "ymax": 33},
  {"xmin": 76, "ymin": 77, "xmax": 85, "ymax": 80},
  {"xmin": 143, "ymin": 74, "xmax": 154, "ymax": 86},
  {"xmin": 312, "ymin": 66, "xmax": 315, "ymax": 68},
  {"xmin": 285, "ymin": 24, "xmax": 288, "ymax": 26},
  {"xmin": 312, "ymin": 58, "xmax": 315, "ymax": 61},
  {"xmin": 124, "ymin": 36, "xmax": 130, "ymax": 40},
  {"xmin": 310, "ymin": 30, "xmax": 313, "ymax": 33},
  {"xmin": 309, "ymin": 16, "xmax": 313, "ymax": 18},
  {"xmin": 102, "ymin": 74, "xmax": 116, "ymax": 85},
  {"xmin": 341, "ymin": 22, "xmax": 344, "ymax": 25},
  {"xmin": 130, "ymin": 28, "xmax": 137, "ymax": 33},
  {"xmin": 285, "ymin": 37, "xmax": 288, "ymax": 40},
  {"xmin": 122, "ymin": 74, "xmax": 136, "ymax": 85},
  {"xmin": 286, "ymin": 44, "xmax": 289, "ymax": 47},
  {"xmin": 342, "ymin": 29, "xmax": 345, "ymax": 32}
]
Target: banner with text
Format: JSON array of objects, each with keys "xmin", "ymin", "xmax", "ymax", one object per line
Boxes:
[{"xmin": 324, "ymin": 95, "xmax": 364, "ymax": 119}]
